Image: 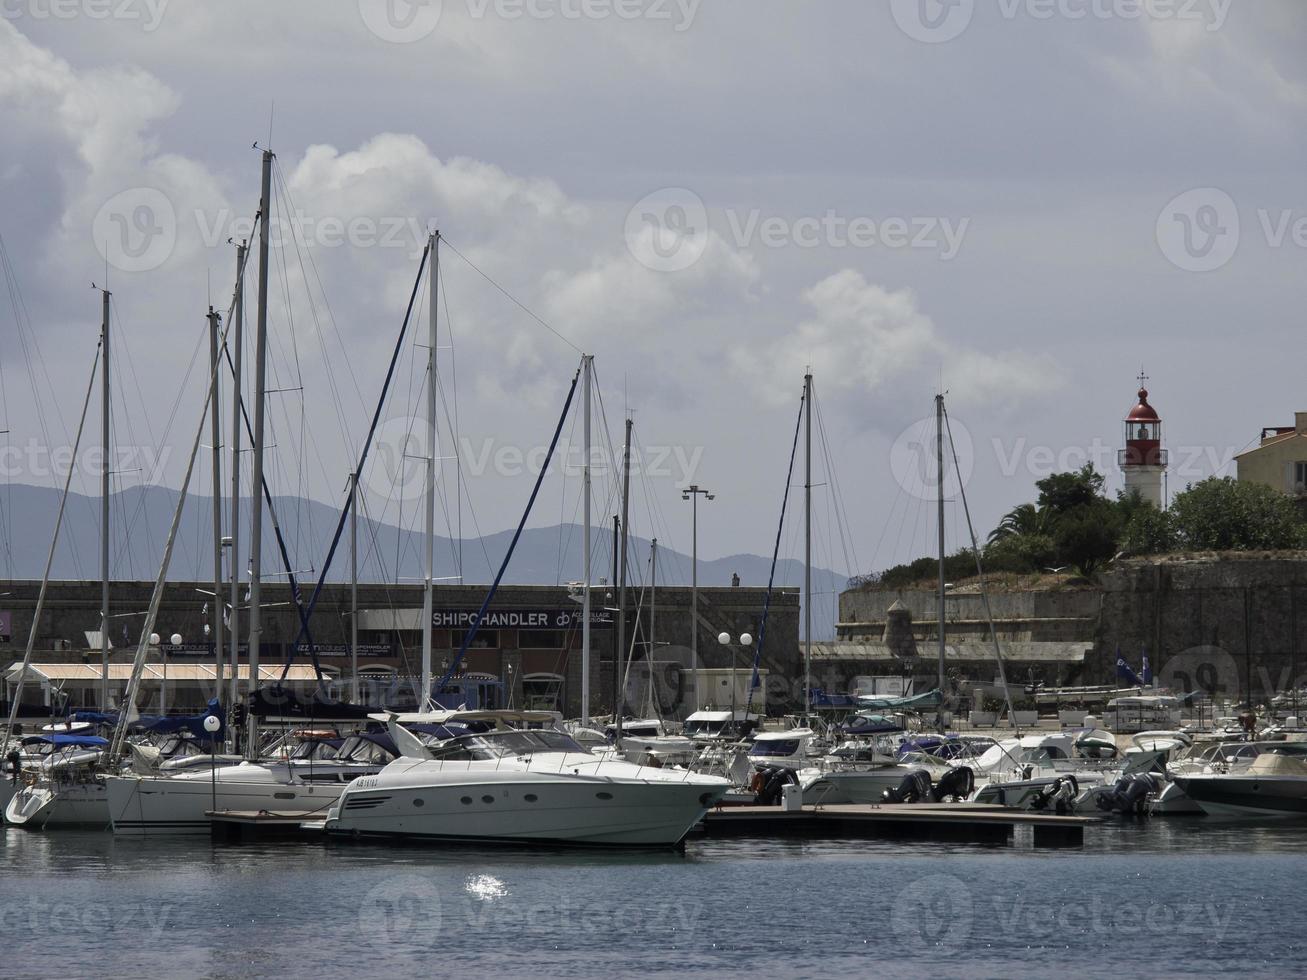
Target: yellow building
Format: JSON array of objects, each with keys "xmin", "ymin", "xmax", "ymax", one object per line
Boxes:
[{"xmin": 1235, "ymin": 412, "xmax": 1307, "ymax": 496}]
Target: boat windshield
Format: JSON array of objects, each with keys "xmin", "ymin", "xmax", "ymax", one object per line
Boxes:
[
  {"xmin": 683, "ymin": 719, "xmax": 726, "ymax": 736},
  {"xmin": 750, "ymin": 739, "xmax": 800, "ymax": 758},
  {"xmin": 427, "ymin": 730, "xmax": 585, "ymax": 761}
]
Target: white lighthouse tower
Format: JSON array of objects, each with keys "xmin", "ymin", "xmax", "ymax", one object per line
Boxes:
[{"xmin": 1119, "ymin": 372, "xmax": 1167, "ymax": 509}]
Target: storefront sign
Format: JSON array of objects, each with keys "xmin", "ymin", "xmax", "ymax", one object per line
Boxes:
[{"xmin": 432, "ymin": 608, "xmax": 613, "ymax": 630}]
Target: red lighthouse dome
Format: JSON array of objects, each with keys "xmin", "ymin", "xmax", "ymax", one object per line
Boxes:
[{"xmin": 1122, "ymin": 380, "xmax": 1164, "ymax": 467}]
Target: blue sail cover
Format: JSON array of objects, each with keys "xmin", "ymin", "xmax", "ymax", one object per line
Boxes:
[
  {"xmin": 72, "ymin": 699, "xmax": 225, "ymax": 742},
  {"xmin": 854, "ymin": 689, "xmax": 943, "ymax": 711},
  {"xmin": 23, "ymin": 733, "xmax": 109, "ymax": 748}
]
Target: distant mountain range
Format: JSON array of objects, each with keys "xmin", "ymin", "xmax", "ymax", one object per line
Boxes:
[{"xmin": 0, "ymin": 484, "xmax": 846, "ymax": 639}]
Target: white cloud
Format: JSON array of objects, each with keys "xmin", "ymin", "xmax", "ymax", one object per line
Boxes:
[{"xmin": 732, "ymin": 269, "xmax": 1060, "ymax": 410}]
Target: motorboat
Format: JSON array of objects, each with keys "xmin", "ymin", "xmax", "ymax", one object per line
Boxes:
[
  {"xmin": 1172, "ymin": 742, "xmax": 1307, "ymax": 818},
  {"xmin": 747, "ymin": 728, "xmax": 819, "ymax": 772},
  {"xmin": 682, "ymin": 709, "xmax": 759, "ymax": 744},
  {"xmin": 324, "ymin": 725, "xmax": 730, "ymax": 847}
]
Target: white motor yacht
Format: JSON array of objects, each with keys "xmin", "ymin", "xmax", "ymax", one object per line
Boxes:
[{"xmin": 325, "ymin": 726, "xmax": 729, "ymax": 847}]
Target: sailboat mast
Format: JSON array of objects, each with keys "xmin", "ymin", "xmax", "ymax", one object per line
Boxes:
[
  {"xmin": 246, "ymin": 149, "xmax": 273, "ymax": 758},
  {"xmin": 208, "ymin": 307, "xmax": 224, "ymax": 689},
  {"xmin": 420, "ymin": 231, "xmax": 438, "ymax": 711},
  {"xmin": 936, "ymin": 392, "xmax": 946, "ymax": 701},
  {"xmin": 581, "ymin": 353, "xmax": 593, "ymax": 725},
  {"xmin": 350, "ymin": 470, "xmax": 359, "ymax": 704},
  {"xmin": 99, "ymin": 288, "xmax": 111, "ymax": 710},
  {"xmin": 228, "ymin": 242, "xmax": 245, "ymax": 719},
  {"xmin": 614, "ymin": 416, "xmax": 632, "ymax": 745},
  {"xmin": 649, "ymin": 537, "xmax": 657, "ymax": 659},
  {"xmin": 803, "ymin": 371, "xmax": 812, "ymax": 719}
]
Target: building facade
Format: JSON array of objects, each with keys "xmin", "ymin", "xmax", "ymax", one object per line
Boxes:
[
  {"xmin": 0, "ymin": 579, "xmax": 800, "ymax": 718},
  {"xmin": 1236, "ymin": 412, "xmax": 1307, "ymax": 497}
]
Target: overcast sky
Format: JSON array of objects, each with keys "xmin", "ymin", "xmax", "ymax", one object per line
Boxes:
[{"xmin": 0, "ymin": 1, "xmax": 1304, "ymax": 585}]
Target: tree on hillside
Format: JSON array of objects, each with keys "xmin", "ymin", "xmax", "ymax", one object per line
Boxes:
[
  {"xmin": 987, "ymin": 502, "xmax": 1047, "ymax": 544},
  {"xmin": 1169, "ymin": 477, "xmax": 1307, "ymax": 551},
  {"xmin": 1121, "ymin": 506, "xmax": 1178, "ymax": 555},
  {"xmin": 1036, "ymin": 463, "xmax": 1105, "ymax": 518},
  {"xmin": 1053, "ymin": 499, "xmax": 1121, "ymax": 575}
]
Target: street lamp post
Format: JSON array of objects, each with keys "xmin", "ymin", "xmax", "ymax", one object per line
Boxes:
[
  {"xmin": 716, "ymin": 631, "xmax": 754, "ymax": 724},
  {"xmin": 681, "ymin": 484, "xmax": 714, "ymax": 711}
]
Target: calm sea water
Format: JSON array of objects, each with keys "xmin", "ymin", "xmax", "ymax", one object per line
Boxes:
[{"xmin": 2, "ymin": 820, "xmax": 1305, "ymax": 979}]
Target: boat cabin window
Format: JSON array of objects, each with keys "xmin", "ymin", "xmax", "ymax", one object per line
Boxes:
[
  {"xmin": 750, "ymin": 739, "xmax": 801, "ymax": 758},
  {"xmin": 427, "ymin": 730, "xmax": 585, "ymax": 761},
  {"xmin": 339, "ymin": 737, "xmax": 395, "ymax": 764},
  {"xmin": 683, "ymin": 719, "xmax": 726, "ymax": 736}
]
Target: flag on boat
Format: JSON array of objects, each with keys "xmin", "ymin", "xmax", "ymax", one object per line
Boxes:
[{"xmin": 1115, "ymin": 647, "xmax": 1144, "ymax": 687}]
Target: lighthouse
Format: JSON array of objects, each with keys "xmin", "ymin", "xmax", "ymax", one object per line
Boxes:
[{"xmin": 1119, "ymin": 372, "xmax": 1167, "ymax": 509}]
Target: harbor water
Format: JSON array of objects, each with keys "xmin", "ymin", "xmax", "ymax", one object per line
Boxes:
[{"xmin": 3, "ymin": 821, "xmax": 1305, "ymax": 979}]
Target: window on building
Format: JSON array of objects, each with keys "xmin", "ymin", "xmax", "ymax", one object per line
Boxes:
[
  {"xmin": 453, "ymin": 629, "xmax": 499, "ymax": 649},
  {"xmin": 1295, "ymin": 461, "xmax": 1307, "ymax": 491},
  {"xmin": 519, "ymin": 629, "xmax": 564, "ymax": 649}
]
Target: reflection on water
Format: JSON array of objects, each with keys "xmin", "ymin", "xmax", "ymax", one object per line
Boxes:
[{"xmin": 2, "ymin": 820, "xmax": 1306, "ymax": 979}]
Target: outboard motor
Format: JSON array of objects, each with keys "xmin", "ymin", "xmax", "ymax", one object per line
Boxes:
[
  {"xmin": 882, "ymin": 770, "xmax": 932, "ymax": 804},
  {"xmin": 929, "ymin": 766, "xmax": 975, "ymax": 803},
  {"xmin": 1095, "ymin": 773, "xmax": 1157, "ymax": 816},
  {"xmin": 1029, "ymin": 775, "xmax": 1080, "ymax": 815},
  {"xmin": 752, "ymin": 766, "xmax": 797, "ymax": 806}
]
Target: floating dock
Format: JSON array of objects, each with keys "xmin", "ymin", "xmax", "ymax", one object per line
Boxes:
[
  {"xmin": 699, "ymin": 802, "xmax": 1096, "ymax": 847},
  {"xmin": 206, "ymin": 810, "xmax": 327, "ymax": 841}
]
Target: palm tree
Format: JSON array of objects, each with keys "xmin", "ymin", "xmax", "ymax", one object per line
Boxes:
[{"xmin": 987, "ymin": 503, "xmax": 1046, "ymax": 544}]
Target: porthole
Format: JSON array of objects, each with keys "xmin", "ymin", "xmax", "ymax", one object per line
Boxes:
[
  {"xmin": 596, "ymin": 791, "xmax": 613, "ymax": 801},
  {"xmin": 524, "ymin": 794, "xmax": 538, "ymax": 803},
  {"xmin": 413, "ymin": 798, "xmax": 425, "ymax": 808},
  {"xmin": 481, "ymin": 794, "xmax": 495, "ymax": 804},
  {"xmin": 460, "ymin": 796, "xmax": 473, "ymax": 805}
]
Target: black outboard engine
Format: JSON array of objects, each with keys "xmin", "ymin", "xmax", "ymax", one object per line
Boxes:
[
  {"xmin": 929, "ymin": 766, "xmax": 975, "ymax": 803},
  {"xmin": 752, "ymin": 766, "xmax": 797, "ymax": 806},
  {"xmin": 882, "ymin": 770, "xmax": 932, "ymax": 804},
  {"xmin": 1095, "ymin": 773, "xmax": 1157, "ymax": 816},
  {"xmin": 1029, "ymin": 774, "xmax": 1080, "ymax": 814}
]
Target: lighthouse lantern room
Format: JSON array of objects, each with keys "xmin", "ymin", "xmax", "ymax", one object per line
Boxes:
[{"xmin": 1118, "ymin": 372, "xmax": 1167, "ymax": 509}]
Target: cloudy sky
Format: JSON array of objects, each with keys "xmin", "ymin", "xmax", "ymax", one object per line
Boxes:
[{"xmin": 0, "ymin": 1, "xmax": 1304, "ymax": 585}]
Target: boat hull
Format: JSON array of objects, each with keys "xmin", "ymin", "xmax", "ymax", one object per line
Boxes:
[
  {"xmin": 1173, "ymin": 774, "xmax": 1307, "ymax": 818},
  {"xmin": 800, "ymin": 767, "xmax": 923, "ymax": 805},
  {"xmin": 4, "ymin": 782, "xmax": 108, "ymax": 826},
  {"xmin": 105, "ymin": 770, "xmax": 345, "ymax": 835}
]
